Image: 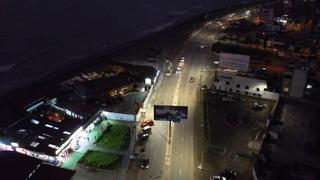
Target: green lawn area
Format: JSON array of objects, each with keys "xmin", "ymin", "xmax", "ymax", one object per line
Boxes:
[
  {"xmin": 79, "ymin": 150, "xmax": 120, "ymax": 169},
  {"xmin": 96, "ymin": 124, "xmax": 130, "ymax": 150}
]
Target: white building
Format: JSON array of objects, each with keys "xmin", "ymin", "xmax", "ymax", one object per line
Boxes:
[{"xmin": 215, "ymin": 71, "xmax": 271, "ymax": 98}]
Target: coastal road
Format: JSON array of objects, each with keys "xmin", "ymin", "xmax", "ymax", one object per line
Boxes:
[{"xmin": 134, "ymin": 8, "xmax": 245, "ymax": 180}]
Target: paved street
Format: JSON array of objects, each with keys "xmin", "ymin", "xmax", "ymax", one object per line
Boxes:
[{"xmin": 132, "ymin": 16, "xmax": 221, "ymax": 180}]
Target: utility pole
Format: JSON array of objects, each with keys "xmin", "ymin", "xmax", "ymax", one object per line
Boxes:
[
  {"xmin": 168, "ymin": 120, "xmax": 172, "ymax": 143},
  {"xmin": 163, "ymin": 45, "xmax": 166, "ymax": 71}
]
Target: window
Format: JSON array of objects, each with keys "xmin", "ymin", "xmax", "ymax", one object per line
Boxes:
[
  {"xmin": 37, "ymin": 135, "xmax": 46, "ymax": 140},
  {"xmin": 236, "ymin": 90, "xmax": 240, "ymax": 93},
  {"xmin": 30, "ymin": 141, "xmax": 40, "ymax": 148},
  {"xmin": 48, "ymin": 144, "xmax": 59, "ymax": 149},
  {"xmin": 245, "ymin": 92, "xmax": 248, "ymax": 95},
  {"xmin": 229, "ymin": 88, "xmax": 233, "ymax": 92},
  {"xmin": 236, "ymin": 84, "xmax": 240, "ymax": 88},
  {"xmin": 245, "ymin": 85, "xmax": 249, "ymax": 89},
  {"xmin": 63, "ymin": 131, "xmax": 71, "ymax": 135},
  {"xmin": 226, "ymin": 81, "xmax": 230, "ymax": 85},
  {"xmin": 256, "ymin": 88, "xmax": 260, "ymax": 92},
  {"xmin": 45, "ymin": 124, "xmax": 53, "ymax": 128}
]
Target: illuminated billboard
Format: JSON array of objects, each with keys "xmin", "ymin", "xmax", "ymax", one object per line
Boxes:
[
  {"xmin": 219, "ymin": 52, "xmax": 250, "ymax": 72},
  {"xmin": 154, "ymin": 105, "xmax": 188, "ymax": 122}
]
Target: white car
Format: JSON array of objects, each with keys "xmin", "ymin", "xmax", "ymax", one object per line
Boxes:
[
  {"xmin": 210, "ymin": 176, "xmax": 226, "ymax": 180},
  {"xmin": 254, "ymin": 102, "xmax": 267, "ymax": 108},
  {"xmin": 222, "ymin": 97, "xmax": 236, "ymax": 102},
  {"xmin": 203, "ymin": 66, "xmax": 209, "ymax": 72}
]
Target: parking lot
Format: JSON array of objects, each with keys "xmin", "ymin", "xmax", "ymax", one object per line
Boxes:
[{"xmin": 203, "ymin": 91, "xmax": 275, "ymax": 180}]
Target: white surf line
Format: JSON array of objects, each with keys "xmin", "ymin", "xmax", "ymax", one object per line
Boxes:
[{"xmin": 164, "ymin": 74, "xmax": 182, "ymax": 166}]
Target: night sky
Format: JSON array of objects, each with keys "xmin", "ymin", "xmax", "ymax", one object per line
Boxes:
[{"xmin": 0, "ymin": 0, "xmax": 252, "ymax": 94}]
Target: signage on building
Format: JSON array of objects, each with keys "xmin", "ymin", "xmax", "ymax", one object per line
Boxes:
[
  {"xmin": 219, "ymin": 53, "xmax": 250, "ymax": 72},
  {"xmin": 154, "ymin": 105, "xmax": 188, "ymax": 122}
]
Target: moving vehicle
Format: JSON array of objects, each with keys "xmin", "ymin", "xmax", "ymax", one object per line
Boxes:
[
  {"xmin": 189, "ymin": 77, "xmax": 195, "ymax": 82},
  {"xmin": 180, "ymin": 57, "xmax": 185, "ymax": 63},
  {"xmin": 137, "ymin": 157, "xmax": 150, "ymax": 169},
  {"xmin": 176, "ymin": 68, "xmax": 181, "ymax": 74},
  {"xmin": 141, "ymin": 118, "xmax": 154, "ymax": 128},
  {"xmin": 165, "ymin": 69, "xmax": 172, "ymax": 76}
]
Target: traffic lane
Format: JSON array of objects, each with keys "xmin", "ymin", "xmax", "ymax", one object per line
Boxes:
[
  {"xmin": 168, "ymin": 93, "xmax": 196, "ymax": 180},
  {"xmin": 136, "ymin": 74, "xmax": 179, "ymax": 179},
  {"xmin": 166, "ymin": 56, "xmax": 204, "ymax": 180}
]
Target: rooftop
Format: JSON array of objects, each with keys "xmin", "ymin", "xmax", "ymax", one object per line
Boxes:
[{"xmin": 6, "ymin": 99, "xmax": 84, "ymax": 156}]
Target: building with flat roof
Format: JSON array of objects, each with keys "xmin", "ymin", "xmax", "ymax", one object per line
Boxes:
[
  {"xmin": 0, "ymin": 98, "xmax": 86, "ymax": 162},
  {"xmin": 214, "ymin": 70, "xmax": 279, "ymax": 100},
  {"xmin": 0, "ymin": 63, "xmax": 158, "ymax": 164}
]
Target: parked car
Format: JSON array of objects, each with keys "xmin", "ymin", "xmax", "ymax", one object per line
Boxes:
[
  {"xmin": 222, "ymin": 97, "xmax": 236, "ymax": 102},
  {"xmin": 189, "ymin": 77, "xmax": 195, "ymax": 82},
  {"xmin": 141, "ymin": 118, "xmax": 154, "ymax": 128},
  {"xmin": 210, "ymin": 176, "xmax": 226, "ymax": 180},
  {"xmin": 253, "ymin": 102, "xmax": 267, "ymax": 111},
  {"xmin": 130, "ymin": 152, "xmax": 139, "ymax": 160},
  {"xmin": 220, "ymin": 170, "xmax": 237, "ymax": 180},
  {"xmin": 141, "ymin": 125, "xmax": 152, "ymax": 133},
  {"xmin": 203, "ymin": 66, "xmax": 210, "ymax": 72},
  {"xmin": 138, "ymin": 132, "xmax": 149, "ymax": 141}
]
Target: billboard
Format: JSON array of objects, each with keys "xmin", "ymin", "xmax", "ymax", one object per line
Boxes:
[
  {"xmin": 154, "ymin": 105, "xmax": 188, "ymax": 122},
  {"xmin": 219, "ymin": 52, "xmax": 250, "ymax": 72}
]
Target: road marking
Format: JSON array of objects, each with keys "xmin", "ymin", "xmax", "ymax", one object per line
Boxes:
[
  {"xmin": 180, "ymin": 152, "xmax": 183, "ymax": 159},
  {"xmin": 165, "ymin": 68, "xmax": 181, "ymax": 166},
  {"xmin": 181, "ymin": 137, "xmax": 184, "ymax": 142},
  {"xmin": 179, "ymin": 169, "xmax": 182, "ymax": 176},
  {"xmin": 165, "ymin": 124, "xmax": 174, "ymax": 166}
]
